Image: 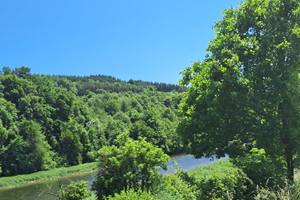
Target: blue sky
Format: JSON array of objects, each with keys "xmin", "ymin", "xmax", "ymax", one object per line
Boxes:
[{"xmin": 0, "ymin": 0, "xmax": 242, "ymax": 84}]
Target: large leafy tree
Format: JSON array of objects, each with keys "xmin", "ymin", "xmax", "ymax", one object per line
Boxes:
[
  {"xmin": 0, "ymin": 120, "xmax": 54, "ymax": 175},
  {"xmin": 178, "ymin": 0, "xmax": 299, "ymax": 182}
]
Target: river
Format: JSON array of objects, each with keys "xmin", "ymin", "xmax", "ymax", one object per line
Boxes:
[{"xmin": 0, "ymin": 154, "xmax": 226, "ymax": 200}]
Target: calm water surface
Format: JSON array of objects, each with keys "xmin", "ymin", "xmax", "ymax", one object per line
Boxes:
[{"xmin": 0, "ymin": 154, "xmax": 226, "ymax": 200}]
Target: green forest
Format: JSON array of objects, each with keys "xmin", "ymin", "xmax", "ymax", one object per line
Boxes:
[
  {"xmin": 0, "ymin": 66, "xmax": 184, "ymax": 176},
  {"xmin": 1, "ymin": 0, "xmax": 300, "ymax": 199}
]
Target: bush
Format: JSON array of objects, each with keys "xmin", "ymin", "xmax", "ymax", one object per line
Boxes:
[
  {"xmin": 105, "ymin": 189, "xmax": 155, "ymax": 200},
  {"xmin": 255, "ymin": 183, "xmax": 300, "ymax": 200},
  {"xmin": 196, "ymin": 168, "xmax": 253, "ymax": 199},
  {"xmin": 181, "ymin": 160, "xmax": 253, "ymax": 199},
  {"xmin": 61, "ymin": 181, "xmax": 92, "ymax": 200},
  {"xmin": 162, "ymin": 173, "xmax": 199, "ymax": 200},
  {"xmin": 231, "ymin": 148, "xmax": 286, "ymax": 188},
  {"xmin": 92, "ymin": 133, "xmax": 169, "ymax": 199},
  {"xmin": 254, "ymin": 168, "xmax": 300, "ymax": 200}
]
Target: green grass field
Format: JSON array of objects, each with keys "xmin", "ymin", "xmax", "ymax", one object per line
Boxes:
[
  {"xmin": 0, "ymin": 162, "xmax": 98, "ymax": 188},
  {"xmin": 187, "ymin": 159, "xmax": 233, "ymax": 180}
]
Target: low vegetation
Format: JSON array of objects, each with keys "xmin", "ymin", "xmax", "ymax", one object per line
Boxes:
[
  {"xmin": 154, "ymin": 160, "xmax": 252, "ymax": 200},
  {"xmin": 0, "ymin": 162, "xmax": 97, "ymax": 188},
  {"xmin": 92, "ymin": 133, "xmax": 169, "ymax": 200},
  {"xmin": 105, "ymin": 189, "xmax": 156, "ymax": 200},
  {"xmin": 61, "ymin": 181, "xmax": 92, "ymax": 200},
  {"xmin": 101, "ymin": 159, "xmax": 300, "ymax": 200}
]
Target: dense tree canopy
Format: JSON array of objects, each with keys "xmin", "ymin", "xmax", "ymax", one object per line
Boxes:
[
  {"xmin": 0, "ymin": 67, "xmax": 183, "ymax": 176},
  {"xmin": 47, "ymin": 74, "xmax": 186, "ymax": 95},
  {"xmin": 178, "ymin": 0, "xmax": 299, "ymax": 182}
]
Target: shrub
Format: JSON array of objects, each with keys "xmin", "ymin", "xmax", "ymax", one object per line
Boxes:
[
  {"xmin": 91, "ymin": 133, "xmax": 169, "ymax": 199},
  {"xmin": 255, "ymin": 183, "xmax": 300, "ymax": 200},
  {"xmin": 162, "ymin": 174, "xmax": 199, "ymax": 200},
  {"xmin": 178, "ymin": 160, "xmax": 253, "ymax": 200},
  {"xmin": 231, "ymin": 148, "xmax": 286, "ymax": 188},
  {"xmin": 105, "ymin": 189, "xmax": 155, "ymax": 200},
  {"xmin": 61, "ymin": 181, "xmax": 92, "ymax": 200},
  {"xmin": 196, "ymin": 168, "xmax": 253, "ymax": 200}
]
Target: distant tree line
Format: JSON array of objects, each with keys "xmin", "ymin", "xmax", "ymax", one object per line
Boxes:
[{"xmin": 45, "ymin": 74, "xmax": 186, "ymax": 96}]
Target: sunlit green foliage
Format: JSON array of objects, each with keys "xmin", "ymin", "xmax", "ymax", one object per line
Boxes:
[
  {"xmin": 0, "ymin": 67, "xmax": 183, "ymax": 177},
  {"xmin": 176, "ymin": 159, "xmax": 252, "ymax": 200},
  {"xmin": 232, "ymin": 148, "xmax": 286, "ymax": 188},
  {"xmin": 105, "ymin": 189, "xmax": 155, "ymax": 200},
  {"xmin": 178, "ymin": 0, "xmax": 300, "ymax": 183},
  {"xmin": 92, "ymin": 133, "xmax": 169, "ymax": 200},
  {"xmin": 162, "ymin": 174, "xmax": 199, "ymax": 200},
  {"xmin": 61, "ymin": 181, "xmax": 92, "ymax": 200},
  {"xmin": 0, "ymin": 162, "xmax": 97, "ymax": 188}
]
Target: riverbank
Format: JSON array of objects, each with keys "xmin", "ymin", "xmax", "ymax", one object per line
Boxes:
[
  {"xmin": 0, "ymin": 154, "xmax": 226, "ymax": 200},
  {"xmin": 0, "ymin": 162, "xmax": 98, "ymax": 189},
  {"xmin": 84, "ymin": 160, "xmax": 233, "ymax": 200},
  {"xmin": 0, "ymin": 154, "xmax": 223, "ymax": 190},
  {"xmin": 0, "ymin": 153, "xmax": 198, "ymax": 189}
]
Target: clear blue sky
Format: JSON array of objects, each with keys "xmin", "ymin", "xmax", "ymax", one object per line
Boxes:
[{"xmin": 0, "ymin": 0, "xmax": 242, "ymax": 84}]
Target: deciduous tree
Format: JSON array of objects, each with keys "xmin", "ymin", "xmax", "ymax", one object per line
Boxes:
[
  {"xmin": 178, "ymin": 0, "xmax": 299, "ymax": 182},
  {"xmin": 92, "ymin": 133, "xmax": 169, "ymax": 199}
]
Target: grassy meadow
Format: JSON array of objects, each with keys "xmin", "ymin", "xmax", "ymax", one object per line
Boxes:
[{"xmin": 0, "ymin": 162, "xmax": 98, "ymax": 188}]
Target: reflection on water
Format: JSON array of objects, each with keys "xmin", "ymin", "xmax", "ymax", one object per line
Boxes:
[
  {"xmin": 0, "ymin": 154, "xmax": 226, "ymax": 200},
  {"xmin": 0, "ymin": 173, "xmax": 96, "ymax": 200},
  {"xmin": 162, "ymin": 154, "xmax": 227, "ymax": 174}
]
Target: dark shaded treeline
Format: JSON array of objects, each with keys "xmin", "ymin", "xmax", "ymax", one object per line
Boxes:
[{"xmin": 0, "ymin": 67, "xmax": 184, "ymax": 176}]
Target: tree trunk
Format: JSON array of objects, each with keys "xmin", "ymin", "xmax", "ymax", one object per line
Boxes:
[
  {"xmin": 281, "ymin": 108, "xmax": 295, "ymax": 183},
  {"xmin": 285, "ymin": 147, "xmax": 294, "ymax": 182}
]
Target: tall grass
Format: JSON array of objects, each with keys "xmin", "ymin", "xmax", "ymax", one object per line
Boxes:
[
  {"xmin": 0, "ymin": 162, "xmax": 98, "ymax": 188},
  {"xmin": 155, "ymin": 159, "xmax": 238, "ymax": 200},
  {"xmin": 255, "ymin": 168, "xmax": 300, "ymax": 200},
  {"xmin": 160, "ymin": 159, "xmax": 300, "ymax": 200},
  {"xmin": 254, "ymin": 183, "xmax": 300, "ymax": 200},
  {"xmin": 186, "ymin": 159, "xmax": 233, "ymax": 180}
]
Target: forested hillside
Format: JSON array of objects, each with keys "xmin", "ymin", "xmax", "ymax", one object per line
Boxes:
[
  {"xmin": 47, "ymin": 74, "xmax": 186, "ymax": 95},
  {"xmin": 0, "ymin": 67, "xmax": 184, "ymax": 176}
]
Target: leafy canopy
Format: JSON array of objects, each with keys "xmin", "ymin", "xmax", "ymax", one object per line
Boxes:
[
  {"xmin": 178, "ymin": 0, "xmax": 300, "ymax": 182},
  {"xmin": 92, "ymin": 133, "xmax": 169, "ymax": 199},
  {"xmin": 0, "ymin": 66, "xmax": 182, "ymax": 176},
  {"xmin": 61, "ymin": 181, "xmax": 92, "ymax": 200}
]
